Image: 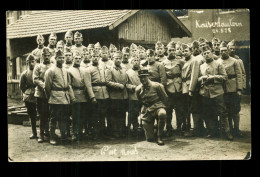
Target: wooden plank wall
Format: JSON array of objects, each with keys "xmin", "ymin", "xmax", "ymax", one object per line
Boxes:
[{"xmin": 118, "ymin": 10, "xmax": 172, "ymax": 43}]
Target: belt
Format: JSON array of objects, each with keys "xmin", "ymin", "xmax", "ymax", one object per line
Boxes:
[
  {"xmin": 51, "ymin": 87, "xmax": 69, "ymax": 91},
  {"xmin": 92, "ymin": 82, "xmax": 106, "ymax": 86},
  {"xmin": 167, "ymin": 73, "xmax": 181, "ymax": 79},
  {"xmin": 228, "ymin": 74, "xmax": 236, "ymax": 79},
  {"xmin": 72, "ymin": 86, "xmax": 85, "ymax": 90},
  {"xmin": 143, "ymin": 99, "xmax": 160, "ymax": 107}
]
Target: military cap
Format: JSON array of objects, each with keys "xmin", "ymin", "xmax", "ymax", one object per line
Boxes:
[
  {"xmin": 65, "ymin": 30, "xmax": 73, "ymax": 37},
  {"xmin": 36, "ymin": 34, "xmax": 44, "ymax": 41},
  {"xmin": 91, "ymin": 49, "xmax": 100, "ymax": 56},
  {"xmin": 155, "ymin": 41, "xmax": 164, "ymax": 48},
  {"xmin": 146, "ymin": 49, "xmax": 155, "ymax": 56},
  {"xmin": 176, "ymin": 41, "xmax": 183, "ymax": 49},
  {"xmin": 26, "ymin": 54, "xmax": 36, "ymax": 62},
  {"xmin": 201, "ymin": 45, "xmax": 211, "ymax": 53},
  {"xmin": 122, "ymin": 47, "xmax": 130, "ymax": 53},
  {"xmin": 87, "ymin": 44, "xmax": 95, "ymax": 49},
  {"xmin": 212, "ymin": 37, "xmax": 221, "ymax": 44},
  {"xmin": 113, "ymin": 51, "xmax": 122, "ymax": 58},
  {"xmin": 64, "ymin": 48, "xmax": 73, "ymax": 55},
  {"xmin": 83, "ymin": 47, "xmax": 88, "ymax": 52},
  {"xmin": 130, "ymin": 43, "xmax": 138, "ymax": 50},
  {"xmin": 49, "ymin": 32, "xmax": 57, "ymax": 39},
  {"xmin": 94, "ymin": 42, "xmax": 101, "ymax": 49},
  {"xmin": 57, "ymin": 40, "xmax": 64, "ymax": 46},
  {"xmin": 182, "ymin": 43, "xmax": 192, "ymax": 50},
  {"xmin": 219, "ymin": 41, "xmax": 228, "ymax": 49},
  {"xmin": 192, "ymin": 40, "xmax": 200, "ymax": 48},
  {"xmin": 198, "ymin": 37, "xmax": 207, "ymax": 44},
  {"xmin": 74, "ymin": 51, "xmax": 82, "ymax": 57},
  {"xmin": 55, "ymin": 50, "xmax": 64, "ymax": 58},
  {"xmin": 100, "ymin": 46, "xmax": 109, "ymax": 53},
  {"xmin": 167, "ymin": 41, "xmax": 176, "ymax": 49},
  {"xmin": 138, "ymin": 45, "xmax": 146, "ymax": 52},
  {"xmin": 227, "ymin": 40, "xmax": 236, "ymax": 48},
  {"xmin": 74, "ymin": 31, "xmax": 82, "ymax": 38},
  {"xmin": 42, "ymin": 47, "xmax": 51, "ymax": 55},
  {"xmin": 109, "ymin": 44, "xmax": 117, "ymax": 51},
  {"xmin": 138, "ymin": 68, "xmax": 149, "ymax": 76}
]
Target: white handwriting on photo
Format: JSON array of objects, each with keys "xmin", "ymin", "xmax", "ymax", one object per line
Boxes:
[{"xmin": 101, "ymin": 145, "xmax": 139, "ymax": 156}]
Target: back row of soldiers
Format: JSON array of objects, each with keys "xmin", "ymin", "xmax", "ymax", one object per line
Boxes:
[{"xmin": 20, "ymin": 30, "xmax": 246, "ymax": 146}]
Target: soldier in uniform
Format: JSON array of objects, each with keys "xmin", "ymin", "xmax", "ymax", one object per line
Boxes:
[
  {"xmin": 175, "ymin": 41, "xmax": 185, "ymax": 61},
  {"xmin": 155, "ymin": 41, "xmax": 167, "ymax": 63},
  {"xmin": 33, "ymin": 47, "xmax": 52, "ymax": 143},
  {"xmin": 136, "ymin": 68, "xmax": 168, "ymax": 145},
  {"xmin": 80, "ymin": 48, "xmax": 92, "ymax": 69},
  {"xmin": 162, "ymin": 41, "xmax": 185, "ymax": 136},
  {"xmin": 105, "ymin": 51, "xmax": 129, "ymax": 139},
  {"xmin": 137, "ymin": 45, "xmax": 147, "ymax": 61},
  {"xmin": 32, "ymin": 34, "xmax": 45, "ymax": 63},
  {"xmin": 47, "ymin": 32, "xmax": 57, "ymax": 57},
  {"xmin": 130, "ymin": 43, "xmax": 138, "ymax": 59},
  {"xmin": 121, "ymin": 47, "xmax": 133, "ymax": 71},
  {"xmin": 63, "ymin": 48, "xmax": 74, "ymax": 70},
  {"xmin": 19, "ymin": 54, "xmax": 38, "ymax": 139},
  {"xmin": 99, "ymin": 46, "xmax": 114, "ymax": 70},
  {"xmin": 67, "ymin": 52, "xmax": 89, "ymax": 141},
  {"xmin": 181, "ymin": 43, "xmax": 203, "ymax": 137},
  {"xmin": 94, "ymin": 42, "xmax": 102, "ymax": 53},
  {"xmin": 84, "ymin": 49, "xmax": 110, "ymax": 140},
  {"xmin": 71, "ymin": 31, "xmax": 86, "ymax": 56},
  {"xmin": 50, "ymin": 40, "xmax": 65, "ymax": 66},
  {"xmin": 44, "ymin": 50, "xmax": 75, "ymax": 145},
  {"xmin": 87, "ymin": 44, "xmax": 95, "ymax": 55},
  {"xmin": 109, "ymin": 44, "xmax": 118, "ymax": 61},
  {"xmin": 212, "ymin": 37, "xmax": 222, "ymax": 59},
  {"xmin": 64, "ymin": 30, "xmax": 73, "ymax": 51},
  {"xmin": 126, "ymin": 57, "xmax": 142, "ymax": 137},
  {"xmin": 218, "ymin": 42, "xmax": 243, "ymax": 138},
  {"xmin": 198, "ymin": 45, "xmax": 233, "ymax": 140}
]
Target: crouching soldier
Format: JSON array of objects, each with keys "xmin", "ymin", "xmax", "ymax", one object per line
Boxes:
[
  {"xmin": 84, "ymin": 48, "xmax": 110, "ymax": 140},
  {"xmin": 136, "ymin": 68, "xmax": 168, "ymax": 145},
  {"xmin": 44, "ymin": 50, "xmax": 76, "ymax": 145},
  {"xmin": 198, "ymin": 45, "xmax": 233, "ymax": 140},
  {"xmin": 20, "ymin": 54, "xmax": 38, "ymax": 139}
]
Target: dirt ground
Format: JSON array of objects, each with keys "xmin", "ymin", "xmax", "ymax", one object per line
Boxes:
[{"xmin": 8, "ymin": 96, "xmax": 251, "ymax": 162}]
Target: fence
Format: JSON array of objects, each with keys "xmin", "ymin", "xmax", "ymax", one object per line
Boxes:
[{"xmin": 7, "ymin": 75, "xmax": 22, "ymax": 99}]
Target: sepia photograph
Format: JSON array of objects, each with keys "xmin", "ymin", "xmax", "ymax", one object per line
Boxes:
[{"xmin": 6, "ymin": 9, "xmax": 251, "ymax": 162}]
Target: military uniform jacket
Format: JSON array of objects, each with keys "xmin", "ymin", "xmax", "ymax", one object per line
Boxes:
[
  {"xmin": 33, "ymin": 63, "xmax": 52, "ymax": 98},
  {"xmin": 19, "ymin": 69, "xmax": 37, "ymax": 103},
  {"xmin": 218, "ymin": 57, "xmax": 243, "ymax": 93},
  {"xmin": 136, "ymin": 81, "xmax": 168, "ymax": 116},
  {"xmin": 147, "ymin": 61, "xmax": 167, "ymax": 86},
  {"xmin": 198, "ymin": 60, "xmax": 227, "ymax": 98},
  {"xmin": 64, "ymin": 44, "xmax": 73, "ymax": 52},
  {"xmin": 156, "ymin": 56, "xmax": 167, "ymax": 63},
  {"xmin": 67, "ymin": 66, "xmax": 88, "ymax": 102},
  {"xmin": 63, "ymin": 63, "xmax": 73, "ymax": 70},
  {"xmin": 84, "ymin": 65, "xmax": 109, "ymax": 100},
  {"xmin": 32, "ymin": 46, "xmax": 45, "ymax": 63},
  {"xmin": 234, "ymin": 55, "xmax": 246, "ymax": 90},
  {"xmin": 44, "ymin": 66, "xmax": 75, "ymax": 104},
  {"xmin": 121, "ymin": 62, "xmax": 133, "ymax": 71},
  {"xmin": 126, "ymin": 68, "xmax": 141, "ymax": 100},
  {"xmin": 162, "ymin": 58, "xmax": 185, "ymax": 93},
  {"xmin": 105, "ymin": 66, "xmax": 128, "ymax": 100},
  {"xmin": 193, "ymin": 54, "xmax": 205, "ymax": 65},
  {"xmin": 71, "ymin": 45, "xmax": 87, "ymax": 56},
  {"xmin": 46, "ymin": 45, "xmax": 56, "ymax": 57},
  {"xmin": 50, "ymin": 56, "xmax": 56, "ymax": 65},
  {"xmin": 99, "ymin": 59, "xmax": 114, "ymax": 70},
  {"xmin": 181, "ymin": 56, "xmax": 200, "ymax": 94}
]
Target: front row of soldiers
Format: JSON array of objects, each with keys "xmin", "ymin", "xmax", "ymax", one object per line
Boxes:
[{"xmin": 20, "ymin": 36, "xmax": 245, "ymax": 146}]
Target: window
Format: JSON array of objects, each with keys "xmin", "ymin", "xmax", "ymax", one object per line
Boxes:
[{"xmin": 173, "ymin": 9, "xmax": 188, "ymax": 17}]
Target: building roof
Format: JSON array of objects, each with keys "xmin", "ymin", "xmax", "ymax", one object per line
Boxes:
[
  {"xmin": 6, "ymin": 10, "xmax": 131, "ymax": 39},
  {"xmin": 7, "ymin": 10, "xmax": 191, "ymax": 39}
]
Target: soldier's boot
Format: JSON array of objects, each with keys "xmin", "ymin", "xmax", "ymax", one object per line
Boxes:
[
  {"xmin": 228, "ymin": 117, "xmax": 234, "ymax": 135},
  {"xmin": 165, "ymin": 109, "xmax": 173, "ymax": 137},
  {"xmin": 30, "ymin": 119, "xmax": 38, "ymax": 139},
  {"xmin": 233, "ymin": 114, "xmax": 243, "ymax": 138},
  {"xmin": 220, "ymin": 115, "xmax": 233, "ymax": 141},
  {"xmin": 143, "ymin": 120, "xmax": 155, "ymax": 142},
  {"xmin": 184, "ymin": 114, "xmax": 199, "ymax": 137},
  {"xmin": 157, "ymin": 117, "xmax": 166, "ymax": 145},
  {"xmin": 38, "ymin": 131, "xmax": 44, "ymax": 143}
]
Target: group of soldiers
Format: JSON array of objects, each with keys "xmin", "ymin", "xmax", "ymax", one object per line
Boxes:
[{"xmin": 19, "ymin": 30, "xmax": 246, "ymax": 146}]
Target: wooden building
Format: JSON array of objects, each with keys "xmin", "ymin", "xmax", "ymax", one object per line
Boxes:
[{"xmin": 6, "ymin": 10, "xmax": 191, "ymax": 98}]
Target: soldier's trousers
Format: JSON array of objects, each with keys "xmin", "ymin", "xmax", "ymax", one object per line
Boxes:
[
  {"xmin": 202, "ymin": 94, "xmax": 231, "ymax": 134},
  {"xmin": 25, "ymin": 101, "xmax": 37, "ymax": 135},
  {"xmin": 106, "ymin": 99, "xmax": 112, "ymax": 134},
  {"xmin": 142, "ymin": 108, "xmax": 166, "ymax": 140},
  {"xmin": 49, "ymin": 104, "xmax": 70, "ymax": 139},
  {"xmin": 110, "ymin": 99, "xmax": 128, "ymax": 135},
  {"xmin": 183, "ymin": 93, "xmax": 204, "ymax": 133},
  {"xmin": 36, "ymin": 98, "xmax": 50, "ymax": 136},
  {"xmin": 72, "ymin": 102, "xmax": 88, "ymax": 138},
  {"xmin": 224, "ymin": 93, "xmax": 241, "ymax": 132},
  {"xmin": 91, "ymin": 99, "xmax": 108, "ymax": 136},
  {"xmin": 128, "ymin": 100, "xmax": 141, "ymax": 133},
  {"xmin": 166, "ymin": 92, "xmax": 185, "ymax": 131}
]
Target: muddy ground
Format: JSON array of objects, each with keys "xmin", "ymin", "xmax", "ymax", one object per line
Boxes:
[{"xmin": 7, "ymin": 96, "xmax": 251, "ymax": 162}]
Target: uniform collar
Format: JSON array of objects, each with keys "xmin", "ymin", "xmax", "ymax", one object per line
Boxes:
[{"xmin": 114, "ymin": 65, "xmax": 122, "ymax": 70}]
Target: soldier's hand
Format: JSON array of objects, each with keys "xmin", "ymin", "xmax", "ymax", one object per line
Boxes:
[
  {"xmin": 237, "ymin": 90, "xmax": 242, "ymax": 98},
  {"xmin": 119, "ymin": 84, "xmax": 125, "ymax": 90},
  {"xmin": 91, "ymin": 97, "xmax": 97, "ymax": 105},
  {"xmin": 71, "ymin": 99, "xmax": 77, "ymax": 105},
  {"xmin": 189, "ymin": 91, "xmax": 193, "ymax": 96},
  {"xmin": 132, "ymin": 86, "xmax": 137, "ymax": 92}
]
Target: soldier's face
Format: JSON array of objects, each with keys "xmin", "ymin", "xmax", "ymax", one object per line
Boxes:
[
  {"xmin": 202, "ymin": 50, "xmax": 213, "ymax": 60},
  {"xmin": 138, "ymin": 51, "xmax": 146, "ymax": 59},
  {"xmin": 101, "ymin": 51, "xmax": 109, "ymax": 60},
  {"xmin": 114, "ymin": 56, "xmax": 122, "ymax": 67},
  {"xmin": 213, "ymin": 43, "xmax": 220, "ymax": 51},
  {"xmin": 176, "ymin": 46, "xmax": 183, "ymax": 56},
  {"xmin": 220, "ymin": 48, "xmax": 229, "ymax": 59},
  {"xmin": 56, "ymin": 44, "xmax": 64, "ymax": 51},
  {"xmin": 183, "ymin": 48, "xmax": 192, "ymax": 58},
  {"xmin": 74, "ymin": 56, "xmax": 82, "ymax": 65},
  {"xmin": 167, "ymin": 47, "xmax": 176, "ymax": 59},
  {"xmin": 156, "ymin": 47, "xmax": 164, "ymax": 56},
  {"xmin": 147, "ymin": 54, "xmax": 155, "ymax": 63},
  {"xmin": 228, "ymin": 46, "xmax": 236, "ymax": 56},
  {"xmin": 37, "ymin": 38, "xmax": 45, "ymax": 45},
  {"xmin": 122, "ymin": 53, "xmax": 130, "ymax": 62},
  {"xmin": 64, "ymin": 52, "xmax": 73, "ymax": 63},
  {"xmin": 49, "ymin": 37, "xmax": 57, "ymax": 46},
  {"xmin": 92, "ymin": 55, "xmax": 100, "ymax": 65},
  {"xmin": 192, "ymin": 46, "xmax": 201, "ymax": 56},
  {"xmin": 74, "ymin": 37, "xmax": 83, "ymax": 45},
  {"xmin": 56, "ymin": 56, "xmax": 64, "ymax": 65},
  {"xmin": 199, "ymin": 43, "xmax": 206, "ymax": 51},
  {"xmin": 132, "ymin": 58, "xmax": 140, "ymax": 68},
  {"xmin": 139, "ymin": 76, "xmax": 149, "ymax": 85},
  {"xmin": 131, "ymin": 50, "xmax": 137, "ymax": 57},
  {"xmin": 65, "ymin": 35, "xmax": 73, "ymax": 44},
  {"xmin": 27, "ymin": 60, "xmax": 36, "ymax": 70},
  {"xmin": 43, "ymin": 53, "xmax": 51, "ymax": 62}
]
